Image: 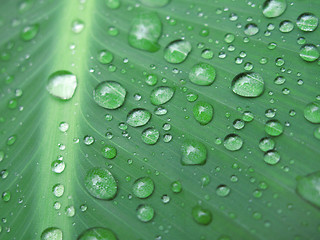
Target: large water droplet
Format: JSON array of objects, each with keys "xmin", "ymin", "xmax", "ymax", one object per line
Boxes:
[
  {"xmin": 216, "ymin": 184, "xmax": 231, "ymax": 197},
  {"xmin": 47, "ymin": 71, "xmax": 77, "ymax": 100},
  {"xmin": 304, "ymin": 102, "xmax": 320, "ymax": 123},
  {"xmin": 193, "ymin": 101, "xmax": 213, "ymax": 125},
  {"xmin": 136, "ymin": 204, "xmax": 155, "ymax": 222},
  {"xmin": 259, "ymin": 137, "xmax": 275, "ymax": 152},
  {"xmin": 296, "ymin": 13, "xmax": 318, "ymax": 32},
  {"xmin": 279, "ymin": 20, "xmax": 294, "ymax": 33},
  {"xmin": 232, "ymin": 72, "xmax": 264, "ymax": 97},
  {"xmin": 78, "ymin": 227, "xmax": 117, "ymax": 240},
  {"xmin": 262, "ymin": 0, "xmax": 287, "ymax": 18},
  {"xmin": 101, "ymin": 145, "xmax": 117, "ymax": 159},
  {"xmin": 41, "ymin": 227, "xmax": 63, "ymax": 240},
  {"xmin": 299, "ymin": 44, "xmax": 319, "ymax": 62},
  {"xmin": 127, "ymin": 109, "xmax": 151, "ymax": 127},
  {"xmin": 128, "ymin": 12, "xmax": 162, "ymax": 52},
  {"xmin": 264, "ymin": 150, "xmax": 280, "ymax": 165},
  {"xmin": 132, "ymin": 177, "xmax": 155, "ymax": 199},
  {"xmin": 189, "ymin": 63, "xmax": 216, "ymax": 86},
  {"xmin": 265, "ymin": 120, "xmax": 283, "ymax": 136},
  {"xmin": 84, "ymin": 167, "xmax": 117, "ymax": 200},
  {"xmin": 296, "ymin": 171, "xmax": 320, "ymax": 208},
  {"xmin": 71, "ymin": 19, "xmax": 85, "ymax": 34},
  {"xmin": 192, "ymin": 205, "xmax": 212, "ymax": 225},
  {"xmin": 244, "ymin": 23, "xmax": 259, "ymax": 36},
  {"xmin": 141, "ymin": 128, "xmax": 160, "ymax": 145},
  {"xmin": 140, "ymin": 0, "xmax": 170, "ymax": 7},
  {"xmin": 150, "ymin": 86, "xmax": 174, "ymax": 105},
  {"xmin": 93, "ymin": 81, "xmax": 126, "ymax": 109},
  {"xmin": 181, "ymin": 140, "xmax": 207, "ymax": 165},
  {"xmin": 21, "ymin": 24, "xmax": 39, "ymax": 41},
  {"xmin": 223, "ymin": 134, "xmax": 243, "ymax": 151},
  {"xmin": 164, "ymin": 40, "xmax": 191, "ymax": 63}
]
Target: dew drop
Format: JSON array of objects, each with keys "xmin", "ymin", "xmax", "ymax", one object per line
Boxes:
[
  {"xmin": 193, "ymin": 101, "xmax": 213, "ymax": 125},
  {"xmin": 262, "ymin": 0, "xmax": 286, "ymax": 18},
  {"xmin": 59, "ymin": 122, "xmax": 69, "ymax": 133},
  {"xmin": 127, "ymin": 109, "xmax": 151, "ymax": 127},
  {"xmin": 128, "ymin": 12, "xmax": 162, "ymax": 52},
  {"xmin": 132, "ymin": 177, "xmax": 155, "ymax": 199},
  {"xmin": 101, "ymin": 145, "xmax": 117, "ymax": 159},
  {"xmin": 296, "ymin": 171, "xmax": 320, "ymax": 207},
  {"xmin": 71, "ymin": 19, "xmax": 85, "ymax": 34},
  {"xmin": 52, "ymin": 184, "xmax": 64, "ymax": 198},
  {"xmin": 41, "ymin": 227, "xmax": 63, "ymax": 240},
  {"xmin": 171, "ymin": 180, "xmax": 182, "ymax": 193},
  {"xmin": 299, "ymin": 44, "xmax": 319, "ymax": 62},
  {"xmin": 181, "ymin": 140, "xmax": 207, "ymax": 165},
  {"xmin": 244, "ymin": 23, "xmax": 259, "ymax": 36},
  {"xmin": 84, "ymin": 167, "xmax": 117, "ymax": 200},
  {"xmin": 304, "ymin": 102, "xmax": 320, "ymax": 123},
  {"xmin": 296, "ymin": 13, "xmax": 318, "ymax": 32},
  {"xmin": 232, "ymin": 72, "xmax": 264, "ymax": 97},
  {"xmin": 98, "ymin": 50, "xmax": 113, "ymax": 64},
  {"xmin": 136, "ymin": 204, "xmax": 155, "ymax": 222},
  {"xmin": 141, "ymin": 128, "xmax": 160, "ymax": 145},
  {"xmin": 78, "ymin": 228, "xmax": 117, "ymax": 240},
  {"xmin": 264, "ymin": 150, "xmax": 280, "ymax": 165},
  {"xmin": 164, "ymin": 40, "xmax": 191, "ymax": 64},
  {"xmin": 140, "ymin": 0, "xmax": 170, "ymax": 7},
  {"xmin": 265, "ymin": 120, "xmax": 283, "ymax": 136},
  {"xmin": 223, "ymin": 134, "xmax": 243, "ymax": 151},
  {"xmin": 21, "ymin": 24, "xmax": 39, "ymax": 41},
  {"xmin": 259, "ymin": 137, "xmax": 275, "ymax": 152},
  {"xmin": 192, "ymin": 205, "xmax": 212, "ymax": 225},
  {"xmin": 216, "ymin": 185, "xmax": 231, "ymax": 197},
  {"xmin": 93, "ymin": 81, "xmax": 126, "ymax": 109},
  {"xmin": 189, "ymin": 63, "xmax": 216, "ymax": 86},
  {"xmin": 150, "ymin": 86, "xmax": 174, "ymax": 105},
  {"xmin": 47, "ymin": 71, "xmax": 77, "ymax": 100},
  {"xmin": 279, "ymin": 20, "xmax": 294, "ymax": 33}
]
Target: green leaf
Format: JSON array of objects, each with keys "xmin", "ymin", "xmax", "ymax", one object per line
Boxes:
[{"xmin": 1, "ymin": 0, "xmax": 320, "ymax": 239}]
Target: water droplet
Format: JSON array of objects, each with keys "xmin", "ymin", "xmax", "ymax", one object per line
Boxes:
[
  {"xmin": 262, "ymin": 0, "xmax": 286, "ymax": 18},
  {"xmin": 259, "ymin": 137, "xmax": 275, "ymax": 152},
  {"xmin": 71, "ymin": 19, "xmax": 85, "ymax": 33},
  {"xmin": 243, "ymin": 111, "xmax": 254, "ymax": 122},
  {"xmin": 232, "ymin": 72, "xmax": 264, "ymax": 97},
  {"xmin": 51, "ymin": 160, "xmax": 65, "ymax": 174},
  {"xmin": 52, "ymin": 184, "xmax": 64, "ymax": 197},
  {"xmin": 171, "ymin": 180, "xmax": 182, "ymax": 193},
  {"xmin": 296, "ymin": 171, "xmax": 320, "ymax": 207},
  {"xmin": 145, "ymin": 74, "xmax": 158, "ymax": 86},
  {"xmin": 98, "ymin": 50, "xmax": 113, "ymax": 64},
  {"xmin": 192, "ymin": 205, "xmax": 212, "ymax": 225},
  {"xmin": 80, "ymin": 204, "xmax": 88, "ymax": 212},
  {"xmin": 150, "ymin": 86, "xmax": 174, "ymax": 105},
  {"xmin": 84, "ymin": 167, "xmax": 117, "ymax": 200},
  {"xmin": 189, "ymin": 63, "xmax": 216, "ymax": 86},
  {"xmin": 193, "ymin": 101, "xmax": 213, "ymax": 125},
  {"xmin": 304, "ymin": 102, "xmax": 320, "ymax": 123},
  {"xmin": 264, "ymin": 150, "xmax": 280, "ymax": 165},
  {"xmin": 233, "ymin": 119, "xmax": 245, "ymax": 130},
  {"xmin": 59, "ymin": 122, "xmax": 69, "ymax": 133},
  {"xmin": 41, "ymin": 227, "xmax": 62, "ymax": 240},
  {"xmin": 101, "ymin": 145, "xmax": 117, "ymax": 159},
  {"xmin": 47, "ymin": 71, "xmax": 77, "ymax": 100},
  {"xmin": 128, "ymin": 12, "xmax": 162, "ymax": 52},
  {"xmin": 7, "ymin": 135, "xmax": 17, "ymax": 146},
  {"xmin": 224, "ymin": 33, "xmax": 235, "ymax": 43},
  {"xmin": 93, "ymin": 81, "xmax": 126, "ymax": 109},
  {"xmin": 136, "ymin": 204, "xmax": 155, "ymax": 222},
  {"xmin": 265, "ymin": 120, "xmax": 283, "ymax": 136},
  {"xmin": 65, "ymin": 205, "xmax": 75, "ymax": 217},
  {"xmin": 296, "ymin": 13, "xmax": 318, "ymax": 32},
  {"xmin": 83, "ymin": 135, "xmax": 95, "ymax": 145},
  {"xmin": 216, "ymin": 185, "xmax": 231, "ymax": 197},
  {"xmin": 127, "ymin": 109, "xmax": 151, "ymax": 127},
  {"xmin": 164, "ymin": 40, "xmax": 191, "ymax": 63},
  {"xmin": 201, "ymin": 49, "xmax": 214, "ymax": 59},
  {"xmin": 78, "ymin": 228, "xmax": 117, "ymax": 240},
  {"xmin": 279, "ymin": 20, "xmax": 294, "ymax": 33},
  {"xmin": 244, "ymin": 23, "xmax": 259, "ymax": 36},
  {"xmin": 132, "ymin": 177, "xmax": 154, "ymax": 199},
  {"xmin": 141, "ymin": 128, "xmax": 160, "ymax": 145},
  {"xmin": 181, "ymin": 140, "xmax": 207, "ymax": 165},
  {"xmin": 299, "ymin": 44, "xmax": 319, "ymax": 62},
  {"xmin": 2, "ymin": 191, "xmax": 11, "ymax": 202},
  {"xmin": 314, "ymin": 126, "xmax": 320, "ymax": 140},
  {"xmin": 21, "ymin": 24, "xmax": 39, "ymax": 41},
  {"xmin": 140, "ymin": 0, "xmax": 170, "ymax": 7},
  {"xmin": 274, "ymin": 76, "xmax": 286, "ymax": 85},
  {"xmin": 224, "ymin": 134, "xmax": 243, "ymax": 151},
  {"xmin": 106, "ymin": 0, "xmax": 120, "ymax": 9}
]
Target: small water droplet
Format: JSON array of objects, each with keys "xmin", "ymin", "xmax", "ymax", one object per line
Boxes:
[
  {"xmin": 127, "ymin": 109, "xmax": 151, "ymax": 127},
  {"xmin": 93, "ymin": 81, "xmax": 126, "ymax": 109},
  {"xmin": 189, "ymin": 63, "xmax": 216, "ymax": 86},
  {"xmin": 181, "ymin": 140, "xmax": 207, "ymax": 165},
  {"xmin": 132, "ymin": 177, "xmax": 155, "ymax": 199},
  {"xmin": 193, "ymin": 101, "xmax": 213, "ymax": 125},
  {"xmin": 136, "ymin": 204, "xmax": 155, "ymax": 222},
  {"xmin": 232, "ymin": 72, "xmax": 264, "ymax": 97},
  {"xmin": 164, "ymin": 40, "xmax": 191, "ymax": 63}
]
